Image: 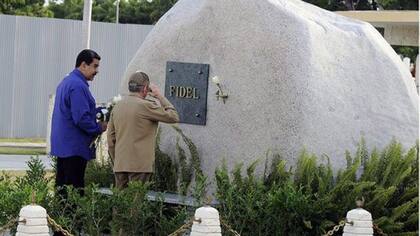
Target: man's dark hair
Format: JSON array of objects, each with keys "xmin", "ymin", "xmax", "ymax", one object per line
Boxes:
[{"xmin": 75, "ymin": 49, "xmax": 101, "ymax": 67}]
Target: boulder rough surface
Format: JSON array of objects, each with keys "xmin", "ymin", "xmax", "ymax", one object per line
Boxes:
[{"xmin": 121, "ymin": 0, "xmax": 418, "ymax": 177}]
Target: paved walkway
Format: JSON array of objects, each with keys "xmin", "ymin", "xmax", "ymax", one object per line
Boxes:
[{"xmin": 0, "ymin": 154, "xmax": 52, "ymax": 170}]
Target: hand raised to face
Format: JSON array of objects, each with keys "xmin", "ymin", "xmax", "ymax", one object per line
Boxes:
[{"xmin": 148, "ymin": 84, "xmax": 162, "ymax": 98}]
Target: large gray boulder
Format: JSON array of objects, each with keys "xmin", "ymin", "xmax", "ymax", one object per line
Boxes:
[{"xmin": 120, "ymin": 0, "xmax": 418, "ymax": 178}]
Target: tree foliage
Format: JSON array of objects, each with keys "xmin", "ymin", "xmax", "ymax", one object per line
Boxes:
[
  {"xmin": 378, "ymin": 0, "xmax": 418, "ymax": 10},
  {"xmin": 306, "ymin": 0, "xmax": 418, "ymax": 11},
  {"xmin": 1, "ymin": 0, "xmax": 418, "ymax": 69},
  {"xmin": 1, "ymin": 0, "xmax": 417, "ymax": 24},
  {"xmin": 393, "ymin": 45, "xmax": 419, "ymax": 63},
  {"xmin": 48, "ymin": 0, "xmax": 83, "ymax": 20},
  {"xmin": 45, "ymin": 0, "xmax": 177, "ymax": 24},
  {"xmin": 0, "ymin": 0, "xmax": 53, "ymax": 17}
]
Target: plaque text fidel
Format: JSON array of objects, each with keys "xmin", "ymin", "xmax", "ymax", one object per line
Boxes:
[{"xmin": 164, "ymin": 61, "xmax": 209, "ymax": 125}]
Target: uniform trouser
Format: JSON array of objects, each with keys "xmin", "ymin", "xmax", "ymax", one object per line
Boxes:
[
  {"xmin": 54, "ymin": 156, "xmax": 88, "ymax": 236},
  {"xmin": 114, "ymin": 172, "xmax": 152, "ymax": 190}
]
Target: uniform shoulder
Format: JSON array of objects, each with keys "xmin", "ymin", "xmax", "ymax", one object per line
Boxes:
[
  {"xmin": 123, "ymin": 95, "xmax": 159, "ymax": 104},
  {"xmin": 142, "ymin": 98, "xmax": 160, "ymax": 109},
  {"xmin": 122, "ymin": 96, "xmax": 157, "ymax": 108},
  {"xmin": 143, "ymin": 98, "xmax": 156, "ymax": 103}
]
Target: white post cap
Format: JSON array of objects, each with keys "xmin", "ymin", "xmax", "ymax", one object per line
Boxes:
[{"xmin": 19, "ymin": 205, "xmax": 47, "ymax": 218}]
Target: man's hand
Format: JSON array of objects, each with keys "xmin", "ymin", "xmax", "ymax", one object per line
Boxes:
[
  {"xmin": 99, "ymin": 121, "xmax": 108, "ymax": 132},
  {"xmin": 148, "ymin": 84, "xmax": 163, "ymax": 99}
]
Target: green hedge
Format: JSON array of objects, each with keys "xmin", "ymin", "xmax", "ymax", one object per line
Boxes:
[
  {"xmin": 0, "ymin": 164, "xmax": 190, "ymax": 235},
  {"xmin": 0, "ymin": 139, "xmax": 418, "ymax": 235},
  {"xmin": 216, "ymin": 139, "xmax": 419, "ymax": 235}
]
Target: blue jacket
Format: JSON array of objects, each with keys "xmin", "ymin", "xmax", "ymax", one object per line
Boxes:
[{"xmin": 51, "ymin": 69, "xmax": 102, "ymax": 160}]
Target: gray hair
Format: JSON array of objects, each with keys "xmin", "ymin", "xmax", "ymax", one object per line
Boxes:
[{"xmin": 128, "ymin": 71, "xmax": 149, "ymax": 92}]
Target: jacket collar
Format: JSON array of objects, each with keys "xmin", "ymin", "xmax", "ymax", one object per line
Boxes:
[
  {"xmin": 128, "ymin": 92, "xmax": 145, "ymax": 99},
  {"xmin": 72, "ymin": 69, "xmax": 89, "ymax": 87}
]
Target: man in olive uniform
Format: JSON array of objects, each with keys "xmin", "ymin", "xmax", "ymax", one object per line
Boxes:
[{"xmin": 107, "ymin": 71, "xmax": 179, "ymax": 189}]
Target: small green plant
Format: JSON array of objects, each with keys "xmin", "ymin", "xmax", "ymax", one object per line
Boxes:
[
  {"xmin": 84, "ymin": 158, "xmax": 114, "ymax": 188},
  {"xmin": 153, "ymin": 127, "xmax": 179, "ymax": 192},
  {"xmin": 111, "ymin": 182, "xmax": 190, "ymax": 235},
  {"xmin": 78, "ymin": 186, "xmax": 113, "ymax": 235},
  {"xmin": 83, "ymin": 125, "xmax": 204, "ymax": 192},
  {"xmin": 23, "ymin": 156, "xmax": 47, "ymax": 185},
  {"xmin": 216, "ymin": 140, "xmax": 419, "ymax": 235},
  {"xmin": 153, "ymin": 125, "xmax": 205, "ymax": 196},
  {"xmin": 0, "ymin": 139, "xmax": 417, "ymax": 236},
  {"xmin": 0, "ymin": 157, "xmax": 51, "ymax": 234}
]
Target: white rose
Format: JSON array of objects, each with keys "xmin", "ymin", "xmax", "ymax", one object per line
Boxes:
[
  {"xmin": 212, "ymin": 76, "xmax": 220, "ymax": 84},
  {"xmin": 112, "ymin": 94, "xmax": 122, "ymax": 103}
]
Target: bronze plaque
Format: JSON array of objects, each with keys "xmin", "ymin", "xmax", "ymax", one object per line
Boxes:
[{"xmin": 165, "ymin": 61, "xmax": 209, "ymax": 125}]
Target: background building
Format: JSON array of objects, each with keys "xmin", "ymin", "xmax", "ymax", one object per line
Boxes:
[{"xmin": 0, "ymin": 14, "xmax": 153, "ymax": 138}]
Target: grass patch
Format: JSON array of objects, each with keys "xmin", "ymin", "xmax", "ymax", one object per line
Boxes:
[
  {"xmin": 0, "ymin": 147, "xmax": 46, "ymax": 155},
  {"xmin": 0, "ymin": 170, "xmax": 54, "ymax": 179},
  {"xmin": 0, "ymin": 170, "xmax": 27, "ymax": 178},
  {"xmin": 0, "ymin": 138, "xmax": 45, "ymax": 143}
]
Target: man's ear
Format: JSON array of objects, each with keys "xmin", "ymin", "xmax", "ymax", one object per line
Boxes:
[{"xmin": 79, "ymin": 61, "xmax": 86, "ymax": 69}]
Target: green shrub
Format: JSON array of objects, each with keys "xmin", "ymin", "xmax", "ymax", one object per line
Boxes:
[
  {"xmin": 153, "ymin": 125, "xmax": 205, "ymax": 197},
  {"xmin": 41, "ymin": 182, "xmax": 191, "ymax": 236},
  {"xmin": 0, "ymin": 156, "xmax": 193, "ymax": 235},
  {"xmin": 0, "ymin": 140, "xmax": 418, "ymax": 236},
  {"xmin": 84, "ymin": 157, "xmax": 115, "ymax": 188},
  {"xmin": 153, "ymin": 127, "xmax": 178, "ymax": 192},
  {"xmin": 85, "ymin": 125, "xmax": 205, "ymax": 196},
  {"xmin": 216, "ymin": 139, "xmax": 419, "ymax": 235},
  {"xmin": 111, "ymin": 182, "xmax": 190, "ymax": 235},
  {"xmin": 0, "ymin": 157, "xmax": 52, "ymax": 234}
]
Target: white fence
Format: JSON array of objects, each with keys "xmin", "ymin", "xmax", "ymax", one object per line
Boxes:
[{"xmin": 0, "ymin": 14, "xmax": 153, "ymax": 138}]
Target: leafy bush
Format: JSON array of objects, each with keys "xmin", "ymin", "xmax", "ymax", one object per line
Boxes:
[
  {"xmin": 86, "ymin": 125, "xmax": 205, "ymax": 197},
  {"xmin": 153, "ymin": 125, "xmax": 205, "ymax": 197},
  {"xmin": 153, "ymin": 127, "xmax": 178, "ymax": 192},
  {"xmin": 111, "ymin": 182, "xmax": 190, "ymax": 235},
  {"xmin": 215, "ymin": 139, "xmax": 419, "ymax": 235},
  {"xmin": 44, "ymin": 183, "xmax": 190, "ymax": 236},
  {"xmin": 0, "ymin": 139, "xmax": 418, "ymax": 236},
  {"xmin": 0, "ymin": 157, "xmax": 52, "ymax": 234},
  {"xmin": 84, "ymin": 157, "xmax": 115, "ymax": 188},
  {"xmin": 0, "ymin": 157, "xmax": 192, "ymax": 235}
]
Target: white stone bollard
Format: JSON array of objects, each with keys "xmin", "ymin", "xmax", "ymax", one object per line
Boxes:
[
  {"xmin": 16, "ymin": 204, "xmax": 49, "ymax": 236},
  {"xmin": 190, "ymin": 206, "xmax": 222, "ymax": 236},
  {"xmin": 343, "ymin": 208, "xmax": 373, "ymax": 236}
]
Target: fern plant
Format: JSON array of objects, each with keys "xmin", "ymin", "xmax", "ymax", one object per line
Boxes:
[
  {"xmin": 216, "ymin": 139, "xmax": 419, "ymax": 235},
  {"xmin": 153, "ymin": 125, "xmax": 205, "ymax": 197}
]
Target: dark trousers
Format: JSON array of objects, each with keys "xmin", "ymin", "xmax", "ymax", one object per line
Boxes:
[
  {"xmin": 54, "ymin": 156, "xmax": 87, "ymax": 236},
  {"xmin": 55, "ymin": 156, "xmax": 88, "ymax": 196}
]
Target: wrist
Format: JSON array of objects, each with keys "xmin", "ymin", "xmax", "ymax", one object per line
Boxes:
[{"xmin": 97, "ymin": 124, "xmax": 103, "ymax": 134}]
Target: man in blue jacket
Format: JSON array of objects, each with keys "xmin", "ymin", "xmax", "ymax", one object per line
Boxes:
[{"xmin": 51, "ymin": 49, "xmax": 107, "ymax": 198}]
